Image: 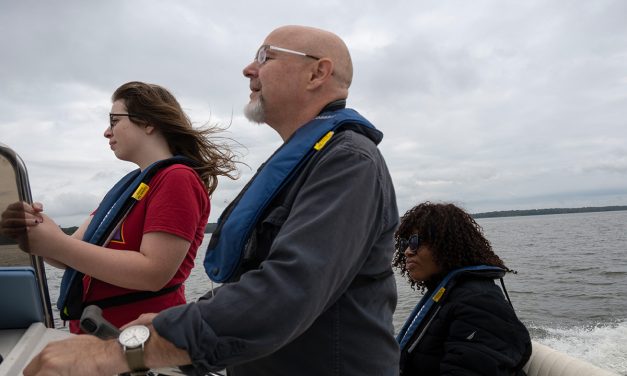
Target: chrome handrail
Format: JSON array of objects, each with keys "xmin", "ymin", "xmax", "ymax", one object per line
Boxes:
[{"xmin": 0, "ymin": 143, "xmax": 54, "ymax": 328}]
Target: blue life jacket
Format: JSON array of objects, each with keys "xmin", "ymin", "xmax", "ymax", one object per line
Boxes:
[
  {"xmin": 57, "ymin": 156, "xmax": 197, "ymax": 321},
  {"xmin": 204, "ymin": 107, "xmax": 382, "ymax": 283},
  {"xmin": 396, "ymin": 265, "xmax": 508, "ymax": 352}
]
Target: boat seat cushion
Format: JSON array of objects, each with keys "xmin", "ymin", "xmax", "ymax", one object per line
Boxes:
[{"xmin": 0, "ymin": 267, "xmax": 45, "ymax": 330}]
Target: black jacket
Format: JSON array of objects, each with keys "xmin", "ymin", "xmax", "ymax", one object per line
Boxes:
[{"xmin": 400, "ymin": 271, "xmax": 532, "ymax": 375}]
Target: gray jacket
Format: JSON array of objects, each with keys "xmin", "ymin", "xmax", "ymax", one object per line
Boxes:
[{"xmin": 154, "ymin": 126, "xmax": 400, "ymax": 375}]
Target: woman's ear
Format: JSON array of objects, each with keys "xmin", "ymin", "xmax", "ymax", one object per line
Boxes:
[{"xmin": 144, "ymin": 124, "xmax": 156, "ymax": 134}]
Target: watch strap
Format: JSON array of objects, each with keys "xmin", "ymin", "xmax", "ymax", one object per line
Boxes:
[{"xmin": 125, "ymin": 345, "xmax": 149, "ymax": 375}]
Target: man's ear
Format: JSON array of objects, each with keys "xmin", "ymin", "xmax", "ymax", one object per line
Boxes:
[
  {"xmin": 308, "ymin": 58, "xmax": 334, "ymax": 89},
  {"xmin": 144, "ymin": 124, "xmax": 156, "ymax": 134}
]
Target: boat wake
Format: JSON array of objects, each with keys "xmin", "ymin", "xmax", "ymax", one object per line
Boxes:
[{"xmin": 531, "ymin": 320, "xmax": 627, "ymax": 375}]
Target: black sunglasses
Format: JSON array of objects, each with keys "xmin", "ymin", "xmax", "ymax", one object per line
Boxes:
[{"xmin": 398, "ymin": 234, "xmax": 421, "ymax": 254}]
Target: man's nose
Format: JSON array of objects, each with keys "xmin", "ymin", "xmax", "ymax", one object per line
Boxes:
[{"xmin": 243, "ymin": 61, "xmax": 259, "ymax": 78}]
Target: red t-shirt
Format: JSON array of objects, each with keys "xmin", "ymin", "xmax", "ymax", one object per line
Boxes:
[{"xmin": 69, "ymin": 164, "xmax": 209, "ymax": 333}]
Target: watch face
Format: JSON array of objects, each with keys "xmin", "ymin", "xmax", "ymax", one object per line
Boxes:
[{"xmin": 119, "ymin": 325, "xmax": 150, "ymax": 348}]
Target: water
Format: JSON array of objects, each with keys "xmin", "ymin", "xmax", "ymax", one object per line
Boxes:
[{"xmin": 46, "ymin": 210, "xmax": 627, "ymax": 374}]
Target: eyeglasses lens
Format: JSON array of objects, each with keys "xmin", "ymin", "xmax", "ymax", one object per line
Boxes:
[
  {"xmin": 408, "ymin": 235, "xmax": 420, "ymax": 251},
  {"xmin": 256, "ymin": 46, "xmax": 267, "ymax": 64},
  {"xmin": 398, "ymin": 234, "xmax": 421, "ymax": 252},
  {"xmin": 398, "ymin": 239, "xmax": 408, "ymax": 251}
]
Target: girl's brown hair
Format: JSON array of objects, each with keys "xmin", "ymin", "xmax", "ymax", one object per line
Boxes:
[{"xmin": 112, "ymin": 81, "xmax": 238, "ymax": 194}]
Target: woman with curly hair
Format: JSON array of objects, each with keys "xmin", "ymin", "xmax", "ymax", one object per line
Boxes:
[
  {"xmin": 3, "ymin": 81, "xmax": 238, "ymax": 333},
  {"xmin": 394, "ymin": 202, "xmax": 531, "ymax": 375}
]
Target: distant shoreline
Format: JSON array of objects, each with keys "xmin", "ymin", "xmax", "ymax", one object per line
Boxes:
[
  {"xmin": 59, "ymin": 205, "xmax": 627, "ymax": 234},
  {"xmin": 471, "ymin": 205, "xmax": 627, "ymax": 219}
]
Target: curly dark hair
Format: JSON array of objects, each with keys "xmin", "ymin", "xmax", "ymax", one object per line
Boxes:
[
  {"xmin": 392, "ymin": 201, "xmax": 514, "ymax": 291},
  {"xmin": 112, "ymin": 81, "xmax": 239, "ymax": 195}
]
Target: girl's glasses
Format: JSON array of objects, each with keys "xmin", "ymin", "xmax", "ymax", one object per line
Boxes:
[{"xmin": 109, "ymin": 113, "xmax": 137, "ymax": 129}]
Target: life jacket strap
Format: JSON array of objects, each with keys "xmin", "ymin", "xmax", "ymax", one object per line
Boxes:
[{"xmin": 84, "ymin": 283, "xmax": 182, "ymax": 310}]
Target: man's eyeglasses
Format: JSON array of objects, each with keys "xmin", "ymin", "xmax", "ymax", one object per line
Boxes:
[
  {"xmin": 254, "ymin": 45, "xmax": 320, "ymax": 65},
  {"xmin": 398, "ymin": 234, "xmax": 421, "ymax": 254},
  {"xmin": 109, "ymin": 113, "xmax": 136, "ymax": 129}
]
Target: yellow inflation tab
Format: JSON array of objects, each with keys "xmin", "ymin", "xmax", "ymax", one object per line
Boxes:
[
  {"xmin": 433, "ymin": 287, "xmax": 446, "ymax": 302},
  {"xmin": 132, "ymin": 182, "xmax": 150, "ymax": 200},
  {"xmin": 314, "ymin": 131, "xmax": 334, "ymax": 151}
]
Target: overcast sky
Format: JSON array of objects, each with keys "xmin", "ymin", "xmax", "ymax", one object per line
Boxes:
[{"xmin": 1, "ymin": 0, "xmax": 626, "ymax": 227}]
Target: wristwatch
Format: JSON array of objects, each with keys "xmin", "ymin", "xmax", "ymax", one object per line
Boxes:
[{"xmin": 118, "ymin": 324, "xmax": 151, "ymax": 376}]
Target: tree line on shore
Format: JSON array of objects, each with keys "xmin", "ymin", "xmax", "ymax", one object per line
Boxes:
[{"xmin": 471, "ymin": 205, "xmax": 627, "ymax": 219}]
